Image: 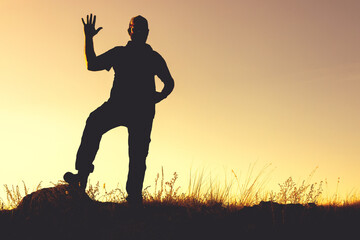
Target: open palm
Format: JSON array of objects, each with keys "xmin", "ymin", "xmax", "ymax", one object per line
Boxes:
[{"xmin": 82, "ymin": 14, "xmax": 103, "ymax": 37}]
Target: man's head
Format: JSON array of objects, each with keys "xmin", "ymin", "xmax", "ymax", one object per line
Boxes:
[{"xmin": 128, "ymin": 15, "xmax": 149, "ymax": 44}]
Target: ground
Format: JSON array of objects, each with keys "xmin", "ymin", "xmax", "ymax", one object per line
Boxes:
[{"xmin": 0, "ymin": 184, "xmax": 359, "ymax": 240}]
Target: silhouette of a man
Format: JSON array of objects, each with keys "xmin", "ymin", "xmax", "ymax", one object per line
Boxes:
[{"xmin": 64, "ymin": 14, "xmax": 174, "ymax": 205}]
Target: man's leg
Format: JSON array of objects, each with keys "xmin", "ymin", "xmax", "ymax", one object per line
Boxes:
[
  {"xmin": 126, "ymin": 118, "xmax": 153, "ymax": 204},
  {"xmin": 66, "ymin": 102, "xmax": 122, "ymax": 190}
]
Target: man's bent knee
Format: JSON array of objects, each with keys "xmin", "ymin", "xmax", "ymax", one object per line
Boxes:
[{"xmin": 76, "ymin": 161, "xmax": 95, "ymax": 173}]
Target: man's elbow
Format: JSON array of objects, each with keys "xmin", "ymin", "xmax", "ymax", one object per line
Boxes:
[
  {"xmin": 170, "ymin": 77, "xmax": 175, "ymax": 89},
  {"xmin": 86, "ymin": 61, "xmax": 94, "ymax": 71},
  {"xmin": 87, "ymin": 62, "xmax": 99, "ymax": 71},
  {"xmin": 166, "ymin": 77, "xmax": 175, "ymax": 94},
  {"xmin": 86, "ymin": 55, "xmax": 101, "ymax": 71}
]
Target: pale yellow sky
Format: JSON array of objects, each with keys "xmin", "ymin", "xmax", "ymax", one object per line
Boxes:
[{"xmin": 1, "ymin": 0, "xmax": 360, "ymax": 201}]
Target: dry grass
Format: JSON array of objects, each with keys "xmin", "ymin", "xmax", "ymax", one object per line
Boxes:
[
  {"xmin": 1, "ymin": 181, "xmax": 42, "ymax": 210},
  {"xmin": 2, "ymin": 167, "xmax": 360, "ymax": 240},
  {"xmin": 0, "ymin": 167, "xmax": 358, "ymax": 210}
]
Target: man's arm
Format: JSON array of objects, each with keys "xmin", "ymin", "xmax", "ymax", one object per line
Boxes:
[
  {"xmin": 155, "ymin": 55, "xmax": 175, "ymax": 103},
  {"xmin": 82, "ymin": 14, "xmax": 103, "ymax": 71}
]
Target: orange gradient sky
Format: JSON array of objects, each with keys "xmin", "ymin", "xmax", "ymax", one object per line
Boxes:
[{"xmin": 1, "ymin": 0, "xmax": 360, "ymax": 200}]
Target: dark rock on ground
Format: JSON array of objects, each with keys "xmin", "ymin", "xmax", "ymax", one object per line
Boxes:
[{"xmin": 16, "ymin": 184, "xmax": 93, "ymax": 216}]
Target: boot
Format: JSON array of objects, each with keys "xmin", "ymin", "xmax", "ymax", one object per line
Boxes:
[{"xmin": 63, "ymin": 171, "xmax": 89, "ymax": 191}]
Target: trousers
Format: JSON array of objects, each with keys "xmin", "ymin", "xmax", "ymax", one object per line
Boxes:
[{"xmin": 75, "ymin": 101, "xmax": 154, "ymax": 199}]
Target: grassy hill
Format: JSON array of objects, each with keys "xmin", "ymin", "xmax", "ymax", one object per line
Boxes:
[{"xmin": 1, "ymin": 183, "xmax": 359, "ymax": 240}]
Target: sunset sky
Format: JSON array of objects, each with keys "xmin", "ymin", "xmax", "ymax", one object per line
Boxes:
[{"xmin": 1, "ymin": 0, "xmax": 360, "ymax": 201}]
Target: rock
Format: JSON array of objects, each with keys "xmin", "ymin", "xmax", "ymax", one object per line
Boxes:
[{"xmin": 16, "ymin": 184, "xmax": 93, "ymax": 217}]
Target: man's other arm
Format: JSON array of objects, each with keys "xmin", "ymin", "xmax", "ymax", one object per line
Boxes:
[{"xmin": 155, "ymin": 53, "xmax": 175, "ymax": 103}]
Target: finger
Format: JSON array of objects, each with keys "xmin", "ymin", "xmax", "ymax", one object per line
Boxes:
[
  {"xmin": 87, "ymin": 14, "xmax": 89, "ymax": 24},
  {"xmin": 90, "ymin": 13, "xmax": 93, "ymax": 24},
  {"xmin": 81, "ymin": 18, "xmax": 85, "ymax": 25},
  {"xmin": 94, "ymin": 15, "xmax": 96, "ymax": 26},
  {"xmin": 95, "ymin": 27, "xmax": 103, "ymax": 34}
]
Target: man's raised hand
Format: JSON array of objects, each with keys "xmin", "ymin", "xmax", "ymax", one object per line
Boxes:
[{"xmin": 82, "ymin": 14, "xmax": 103, "ymax": 37}]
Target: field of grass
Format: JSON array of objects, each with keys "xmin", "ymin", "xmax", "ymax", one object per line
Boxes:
[{"xmin": 1, "ymin": 168, "xmax": 359, "ymax": 239}]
